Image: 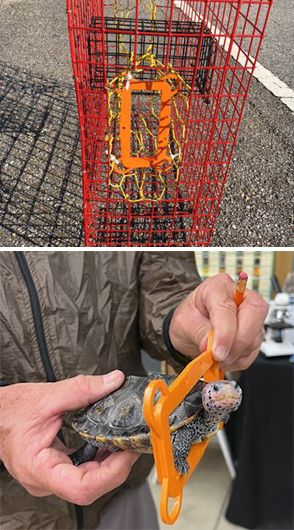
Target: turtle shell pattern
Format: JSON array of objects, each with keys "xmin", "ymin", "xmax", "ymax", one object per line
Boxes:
[{"xmin": 72, "ymin": 372, "xmax": 205, "ymax": 452}]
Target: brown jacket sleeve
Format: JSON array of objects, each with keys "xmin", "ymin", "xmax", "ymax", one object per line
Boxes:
[{"xmin": 138, "ymin": 251, "xmax": 201, "ymax": 368}]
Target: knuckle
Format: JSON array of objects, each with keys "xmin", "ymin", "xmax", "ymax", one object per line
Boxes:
[
  {"xmin": 74, "ymin": 374, "xmax": 92, "ymax": 399},
  {"xmin": 237, "ymin": 349, "xmax": 259, "ymax": 370},
  {"xmin": 170, "ymin": 306, "xmax": 184, "ymax": 329},
  {"xmin": 236, "ymin": 356, "xmax": 252, "ymax": 370},
  {"xmin": 216, "ymin": 272, "xmax": 234, "ymax": 284},
  {"xmin": 71, "ymin": 373, "xmax": 101, "ymax": 409},
  {"xmin": 110, "ymin": 476, "xmax": 123, "ymax": 491},
  {"xmin": 112, "ymin": 471, "xmax": 128, "ymax": 489},
  {"xmin": 207, "ymin": 272, "xmax": 230, "ymax": 282},
  {"xmin": 260, "ymin": 299, "xmax": 269, "ymax": 318},
  {"xmin": 212, "ymin": 297, "xmax": 236, "ymax": 317},
  {"xmin": 203, "ymin": 272, "xmax": 233, "ymax": 291},
  {"xmin": 120, "ymin": 457, "xmax": 135, "ymax": 482},
  {"xmin": 242, "ymin": 357, "xmax": 252, "ymax": 369},
  {"xmin": 26, "ymin": 486, "xmax": 46, "ymax": 497},
  {"xmin": 120, "ymin": 465, "xmax": 132, "ymax": 483},
  {"xmin": 256, "ymin": 298, "xmax": 268, "ymax": 317},
  {"xmin": 74, "ymin": 374, "xmax": 88, "ymax": 388},
  {"xmin": 36, "ymin": 383, "xmax": 60, "ymax": 416},
  {"xmin": 73, "ymin": 492, "xmax": 95, "ymax": 506},
  {"xmin": 252, "ymin": 333, "xmax": 264, "ymax": 351},
  {"xmin": 67, "ymin": 482, "xmax": 96, "ymax": 505},
  {"xmin": 233, "ymin": 337, "xmax": 250, "ymax": 354},
  {"xmin": 248, "ymin": 294, "xmax": 269, "ymax": 318}
]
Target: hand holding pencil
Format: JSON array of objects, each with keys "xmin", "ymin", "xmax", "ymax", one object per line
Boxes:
[{"xmin": 168, "ymin": 271, "xmax": 268, "ymax": 372}]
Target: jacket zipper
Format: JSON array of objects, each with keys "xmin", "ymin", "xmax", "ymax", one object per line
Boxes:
[
  {"xmin": 15, "ymin": 252, "xmax": 56, "ymax": 382},
  {"xmin": 14, "ymin": 251, "xmax": 84, "ymax": 530}
]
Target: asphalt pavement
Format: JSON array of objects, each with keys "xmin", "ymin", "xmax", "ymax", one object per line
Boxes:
[
  {"xmin": 0, "ymin": 0, "xmax": 293, "ymax": 246},
  {"xmin": 258, "ymin": 0, "xmax": 294, "ymax": 88}
]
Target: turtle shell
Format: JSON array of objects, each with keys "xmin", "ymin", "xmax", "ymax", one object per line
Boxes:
[{"xmin": 72, "ymin": 372, "xmax": 205, "ymax": 451}]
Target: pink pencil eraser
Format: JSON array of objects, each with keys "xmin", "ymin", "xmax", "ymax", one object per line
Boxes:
[{"xmin": 239, "ymin": 271, "xmax": 248, "ymax": 280}]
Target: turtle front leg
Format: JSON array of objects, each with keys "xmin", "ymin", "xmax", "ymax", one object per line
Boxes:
[
  {"xmin": 70, "ymin": 443, "xmax": 98, "ymax": 466},
  {"xmin": 171, "ymin": 421, "xmax": 205, "ymax": 475}
]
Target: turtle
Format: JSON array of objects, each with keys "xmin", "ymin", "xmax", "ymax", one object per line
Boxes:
[{"xmin": 70, "ymin": 372, "xmax": 242, "ymax": 474}]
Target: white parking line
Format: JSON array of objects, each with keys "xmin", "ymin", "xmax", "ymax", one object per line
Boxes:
[{"xmin": 174, "ymin": 0, "xmax": 294, "ymax": 115}]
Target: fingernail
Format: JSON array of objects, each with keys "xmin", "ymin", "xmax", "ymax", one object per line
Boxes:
[
  {"xmin": 104, "ymin": 370, "xmax": 124, "ymax": 384},
  {"xmin": 213, "ymin": 346, "xmax": 229, "ymax": 361}
]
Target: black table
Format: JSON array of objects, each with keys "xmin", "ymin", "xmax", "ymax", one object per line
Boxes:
[{"xmin": 225, "ymin": 354, "xmax": 294, "ymax": 530}]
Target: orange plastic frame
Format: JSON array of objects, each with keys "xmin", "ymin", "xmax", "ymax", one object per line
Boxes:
[
  {"xmin": 143, "ymin": 332, "xmax": 224, "ymax": 524},
  {"xmin": 113, "ymin": 75, "xmax": 181, "ymax": 174}
]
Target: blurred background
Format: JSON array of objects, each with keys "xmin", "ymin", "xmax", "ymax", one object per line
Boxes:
[{"xmin": 143, "ymin": 250, "xmax": 294, "ymax": 530}]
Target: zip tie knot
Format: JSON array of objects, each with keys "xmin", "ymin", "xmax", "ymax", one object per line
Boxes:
[
  {"xmin": 110, "ymin": 154, "xmax": 120, "ymax": 165},
  {"xmin": 125, "ymin": 72, "xmax": 133, "ymax": 90}
]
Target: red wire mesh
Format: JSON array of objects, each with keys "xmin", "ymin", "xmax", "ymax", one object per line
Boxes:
[{"xmin": 66, "ymin": 0, "xmax": 273, "ymax": 246}]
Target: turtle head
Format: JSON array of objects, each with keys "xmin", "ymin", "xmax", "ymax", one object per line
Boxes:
[{"xmin": 202, "ymin": 380, "xmax": 242, "ymax": 414}]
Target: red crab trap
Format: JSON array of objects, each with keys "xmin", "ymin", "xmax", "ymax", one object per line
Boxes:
[{"xmin": 66, "ymin": 0, "xmax": 273, "ymax": 246}]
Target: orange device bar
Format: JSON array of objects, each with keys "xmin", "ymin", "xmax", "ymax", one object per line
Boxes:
[
  {"xmin": 114, "ymin": 75, "xmax": 180, "ymax": 173},
  {"xmin": 143, "ymin": 272, "xmax": 248, "ymax": 524},
  {"xmin": 143, "ymin": 331, "xmax": 220, "ymax": 524}
]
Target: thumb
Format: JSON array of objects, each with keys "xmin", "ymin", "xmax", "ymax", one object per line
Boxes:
[
  {"xmin": 45, "ymin": 371, "xmax": 125, "ymax": 416},
  {"xmin": 195, "ymin": 273, "xmax": 237, "ymax": 362}
]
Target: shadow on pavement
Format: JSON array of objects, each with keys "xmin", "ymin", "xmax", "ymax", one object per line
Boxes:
[{"xmin": 0, "ymin": 62, "xmax": 84, "ymax": 246}]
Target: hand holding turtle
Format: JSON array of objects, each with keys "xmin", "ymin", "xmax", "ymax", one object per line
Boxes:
[
  {"xmin": 0, "ymin": 371, "xmax": 139, "ymax": 505},
  {"xmin": 168, "ymin": 272, "xmax": 268, "ymax": 371}
]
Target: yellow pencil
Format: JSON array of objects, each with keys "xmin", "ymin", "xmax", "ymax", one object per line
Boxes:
[{"xmin": 234, "ymin": 271, "xmax": 248, "ymax": 307}]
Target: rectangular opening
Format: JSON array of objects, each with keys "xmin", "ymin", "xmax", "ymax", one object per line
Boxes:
[{"xmin": 131, "ymin": 89, "xmax": 161, "ymax": 158}]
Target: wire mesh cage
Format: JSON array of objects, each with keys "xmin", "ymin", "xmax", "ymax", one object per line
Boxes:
[{"xmin": 66, "ymin": 0, "xmax": 273, "ymax": 246}]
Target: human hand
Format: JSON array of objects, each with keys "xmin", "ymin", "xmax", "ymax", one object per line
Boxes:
[
  {"xmin": 169, "ymin": 273, "xmax": 268, "ymax": 371},
  {"xmin": 0, "ymin": 372, "xmax": 139, "ymax": 505}
]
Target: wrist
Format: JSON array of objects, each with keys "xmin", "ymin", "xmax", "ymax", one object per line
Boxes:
[
  {"xmin": 0, "ymin": 387, "xmax": 9, "ymax": 462},
  {"xmin": 162, "ymin": 309, "xmax": 191, "ymax": 367}
]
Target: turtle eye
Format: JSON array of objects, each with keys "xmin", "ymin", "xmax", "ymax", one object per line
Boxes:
[{"xmin": 213, "ymin": 384, "xmax": 219, "ymax": 392}]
